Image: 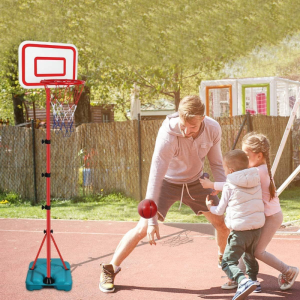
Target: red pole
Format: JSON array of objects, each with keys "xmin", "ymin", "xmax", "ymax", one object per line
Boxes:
[{"xmin": 45, "ymin": 87, "xmax": 51, "ymax": 279}]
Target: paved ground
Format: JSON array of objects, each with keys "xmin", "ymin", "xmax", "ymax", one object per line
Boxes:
[{"xmin": 1, "ymin": 218, "xmax": 300, "ymax": 300}]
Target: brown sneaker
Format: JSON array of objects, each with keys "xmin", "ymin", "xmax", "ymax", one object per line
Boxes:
[
  {"xmin": 278, "ymin": 266, "xmax": 299, "ymax": 290},
  {"xmin": 99, "ymin": 263, "xmax": 121, "ymax": 293}
]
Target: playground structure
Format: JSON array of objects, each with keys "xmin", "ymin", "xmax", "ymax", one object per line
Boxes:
[
  {"xmin": 199, "ymin": 76, "xmax": 300, "ymax": 196},
  {"xmin": 272, "ymin": 91, "xmax": 300, "ymax": 196},
  {"xmin": 199, "ymin": 77, "xmax": 300, "ymax": 118},
  {"xmin": 19, "ymin": 41, "xmax": 85, "ymax": 291}
]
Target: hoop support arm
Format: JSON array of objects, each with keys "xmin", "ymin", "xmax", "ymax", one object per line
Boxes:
[
  {"xmin": 30, "ymin": 232, "xmax": 69, "ymax": 271},
  {"xmin": 51, "ymin": 234, "xmax": 69, "ymax": 270},
  {"xmin": 30, "ymin": 234, "xmax": 47, "ymax": 270}
]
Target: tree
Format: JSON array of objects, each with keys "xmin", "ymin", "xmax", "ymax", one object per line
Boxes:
[
  {"xmin": 90, "ymin": 61, "xmax": 225, "ymax": 115},
  {"xmin": 0, "ymin": 43, "xmax": 26, "ymax": 125},
  {"xmin": 2, "ymin": 0, "xmax": 300, "ymax": 120},
  {"xmin": 85, "ymin": 0, "xmax": 300, "ymax": 112},
  {"xmin": 2, "ymin": 1, "xmax": 300, "ymax": 67},
  {"xmin": 75, "ymin": 81, "xmax": 92, "ymax": 126}
]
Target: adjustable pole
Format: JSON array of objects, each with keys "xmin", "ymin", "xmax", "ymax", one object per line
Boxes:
[{"xmin": 45, "ymin": 87, "xmax": 52, "ymax": 282}]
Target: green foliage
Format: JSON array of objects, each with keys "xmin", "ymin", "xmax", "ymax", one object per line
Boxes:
[
  {"xmin": 224, "ymin": 33, "xmax": 300, "ymax": 79},
  {"xmin": 0, "ymin": 190, "xmax": 29, "ymax": 205},
  {"xmin": 1, "ymin": 1, "xmax": 300, "ymax": 118},
  {"xmin": 0, "ymin": 41, "xmax": 47, "ymax": 124},
  {"xmin": 2, "ymin": 1, "xmax": 300, "ymax": 67}
]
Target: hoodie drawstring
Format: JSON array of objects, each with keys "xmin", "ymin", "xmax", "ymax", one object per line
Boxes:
[{"xmin": 179, "ymin": 183, "xmax": 195, "ymax": 210}]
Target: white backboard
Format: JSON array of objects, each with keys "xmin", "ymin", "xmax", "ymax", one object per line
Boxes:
[{"xmin": 18, "ymin": 41, "xmax": 78, "ymax": 89}]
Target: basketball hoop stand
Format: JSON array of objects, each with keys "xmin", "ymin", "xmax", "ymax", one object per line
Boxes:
[{"xmin": 25, "ymin": 80, "xmax": 85, "ymax": 291}]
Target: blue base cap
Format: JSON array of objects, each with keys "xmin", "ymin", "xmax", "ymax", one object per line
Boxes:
[{"xmin": 26, "ymin": 258, "xmax": 72, "ymax": 291}]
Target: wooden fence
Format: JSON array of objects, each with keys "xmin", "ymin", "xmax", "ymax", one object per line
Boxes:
[{"xmin": 0, "ymin": 115, "xmax": 293, "ymax": 202}]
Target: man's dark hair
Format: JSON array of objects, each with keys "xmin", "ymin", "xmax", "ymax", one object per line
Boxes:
[{"xmin": 223, "ymin": 149, "xmax": 249, "ymax": 171}]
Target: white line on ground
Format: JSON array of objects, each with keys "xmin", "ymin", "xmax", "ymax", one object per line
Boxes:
[
  {"xmin": 0, "ymin": 218, "xmax": 138, "ymax": 223},
  {"xmin": 0, "ymin": 229, "xmax": 210, "ymax": 237},
  {"xmin": 0, "ymin": 229, "xmax": 125, "ymax": 235},
  {"xmin": 0, "ymin": 218, "xmax": 211, "ymax": 225},
  {"xmin": 1, "ymin": 229, "xmax": 299, "ymax": 240}
]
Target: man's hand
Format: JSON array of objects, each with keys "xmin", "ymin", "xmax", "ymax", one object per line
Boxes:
[
  {"xmin": 147, "ymin": 224, "xmax": 160, "ymax": 245},
  {"xmin": 206, "ymin": 195, "xmax": 214, "ymax": 210},
  {"xmin": 199, "ymin": 177, "xmax": 214, "ymax": 189}
]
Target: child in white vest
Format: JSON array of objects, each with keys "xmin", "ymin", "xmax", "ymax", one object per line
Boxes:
[
  {"xmin": 202, "ymin": 133, "xmax": 299, "ymax": 293},
  {"xmin": 206, "ymin": 149, "xmax": 265, "ymax": 300}
]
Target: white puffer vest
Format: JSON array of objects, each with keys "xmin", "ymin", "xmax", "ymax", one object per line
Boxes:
[{"xmin": 225, "ymin": 167, "xmax": 265, "ymax": 231}]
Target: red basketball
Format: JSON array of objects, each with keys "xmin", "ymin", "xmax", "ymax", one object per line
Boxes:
[{"xmin": 138, "ymin": 199, "xmax": 157, "ymax": 219}]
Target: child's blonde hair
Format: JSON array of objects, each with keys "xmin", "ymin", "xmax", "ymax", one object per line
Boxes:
[{"xmin": 242, "ymin": 132, "xmax": 276, "ymax": 200}]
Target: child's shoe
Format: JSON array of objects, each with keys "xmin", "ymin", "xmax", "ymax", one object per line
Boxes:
[
  {"xmin": 278, "ymin": 266, "xmax": 299, "ymax": 290},
  {"xmin": 253, "ymin": 283, "xmax": 261, "ymax": 293},
  {"xmin": 221, "ymin": 280, "xmax": 238, "ymax": 290},
  {"xmin": 232, "ymin": 278, "xmax": 259, "ymax": 300}
]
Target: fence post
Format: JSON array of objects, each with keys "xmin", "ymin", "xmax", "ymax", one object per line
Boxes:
[
  {"xmin": 138, "ymin": 114, "xmax": 142, "ymax": 200},
  {"xmin": 231, "ymin": 114, "xmax": 248, "ymax": 150},
  {"xmin": 246, "ymin": 112, "xmax": 253, "ymax": 132},
  {"xmin": 31, "ymin": 119, "xmax": 38, "ymax": 205}
]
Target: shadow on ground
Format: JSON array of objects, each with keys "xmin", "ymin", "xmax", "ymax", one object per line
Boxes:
[
  {"xmin": 70, "ymin": 227, "xmax": 198, "ymax": 272},
  {"xmin": 116, "ymin": 273, "xmax": 300, "ymax": 299},
  {"xmin": 164, "ymin": 222, "xmax": 215, "ymax": 236}
]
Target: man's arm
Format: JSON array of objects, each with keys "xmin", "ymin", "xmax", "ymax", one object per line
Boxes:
[
  {"xmin": 145, "ymin": 128, "xmax": 176, "ymax": 206},
  {"xmin": 206, "ymin": 126, "xmax": 226, "ymax": 183},
  {"xmin": 145, "ymin": 127, "xmax": 176, "ymax": 244}
]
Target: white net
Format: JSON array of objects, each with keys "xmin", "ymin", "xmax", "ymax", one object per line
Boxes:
[
  {"xmin": 51, "ymin": 103, "xmax": 77, "ymax": 137},
  {"xmin": 41, "ymin": 80, "xmax": 85, "ymax": 138}
]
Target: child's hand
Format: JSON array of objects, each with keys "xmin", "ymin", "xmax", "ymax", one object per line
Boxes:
[
  {"xmin": 210, "ymin": 189, "xmax": 221, "ymax": 196},
  {"xmin": 199, "ymin": 177, "xmax": 214, "ymax": 189},
  {"xmin": 205, "ymin": 196, "xmax": 214, "ymax": 210}
]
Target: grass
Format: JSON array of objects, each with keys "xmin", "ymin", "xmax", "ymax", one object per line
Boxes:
[
  {"xmin": 0, "ymin": 187, "xmax": 300, "ymax": 224},
  {"xmin": 278, "ymin": 187, "xmax": 300, "ymax": 223}
]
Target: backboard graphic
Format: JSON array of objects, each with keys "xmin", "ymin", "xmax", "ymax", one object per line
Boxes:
[{"xmin": 19, "ymin": 41, "xmax": 78, "ymax": 89}]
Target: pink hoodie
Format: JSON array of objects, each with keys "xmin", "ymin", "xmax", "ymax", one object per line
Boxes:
[{"xmin": 145, "ymin": 112, "xmax": 226, "ymax": 208}]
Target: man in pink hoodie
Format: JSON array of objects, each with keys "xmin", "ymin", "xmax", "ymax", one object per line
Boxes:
[{"xmin": 99, "ymin": 95, "xmax": 229, "ymax": 293}]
